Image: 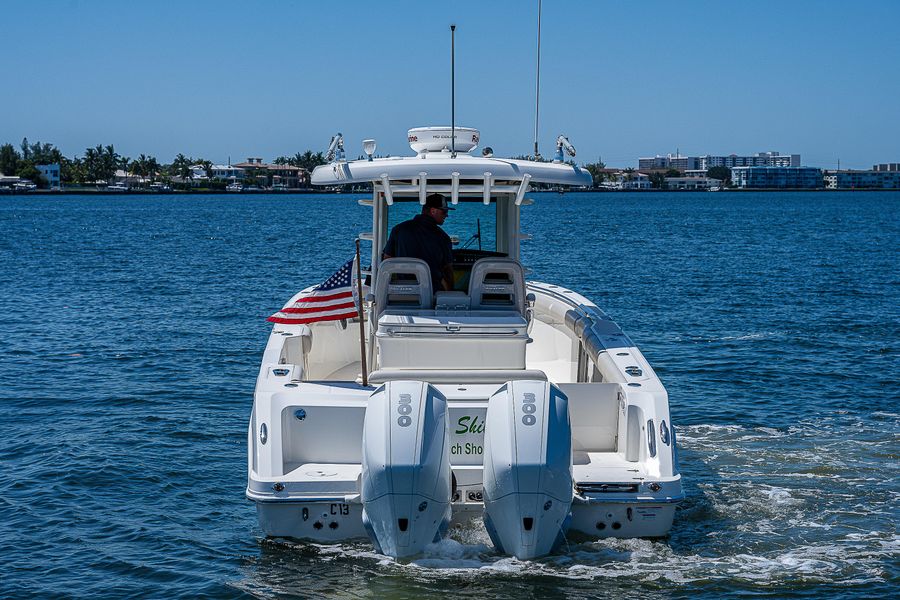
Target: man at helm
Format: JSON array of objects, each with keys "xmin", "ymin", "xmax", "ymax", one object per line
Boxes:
[{"xmin": 382, "ymin": 193, "xmax": 454, "ymax": 291}]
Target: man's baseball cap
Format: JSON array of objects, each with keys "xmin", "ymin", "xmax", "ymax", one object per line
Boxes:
[{"xmin": 425, "ymin": 193, "xmax": 454, "ymax": 211}]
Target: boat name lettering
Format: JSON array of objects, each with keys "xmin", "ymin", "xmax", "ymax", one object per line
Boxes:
[
  {"xmin": 451, "ymin": 442, "xmax": 483, "ymax": 456},
  {"xmin": 455, "ymin": 415, "xmax": 485, "ymax": 435},
  {"xmin": 522, "ymin": 392, "xmax": 537, "ymax": 426}
]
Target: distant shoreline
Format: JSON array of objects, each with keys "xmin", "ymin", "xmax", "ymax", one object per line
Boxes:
[
  {"xmin": 0, "ymin": 188, "xmax": 350, "ymax": 196},
  {"xmin": 2, "ymin": 187, "xmax": 898, "ymax": 196}
]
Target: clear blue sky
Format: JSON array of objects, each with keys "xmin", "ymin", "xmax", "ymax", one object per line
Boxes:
[{"xmin": 3, "ymin": 0, "xmax": 898, "ymax": 169}]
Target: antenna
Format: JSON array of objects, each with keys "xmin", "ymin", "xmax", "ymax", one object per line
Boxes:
[
  {"xmin": 533, "ymin": 0, "xmax": 542, "ymax": 159},
  {"xmin": 451, "ymin": 24, "xmax": 456, "ymax": 159}
]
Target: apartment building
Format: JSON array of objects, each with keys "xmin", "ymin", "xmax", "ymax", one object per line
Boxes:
[
  {"xmin": 639, "ymin": 151, "xmax": 800, "ymax": 172},
  {"xmin": 36, "ymin": 163, "xmax": 61, "ymax": 189},
  {"xmin": 731, "ymin": 166, "xmax": 822, "ymax": 189},
  {"xmin": 824, "ymin": 170, "xmax": 900, "ymax": 189}
]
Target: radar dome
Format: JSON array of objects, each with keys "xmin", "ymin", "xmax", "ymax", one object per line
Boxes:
[{"xmin": 408, "ymin": 126, "xmax": 479, "ymax": 154}]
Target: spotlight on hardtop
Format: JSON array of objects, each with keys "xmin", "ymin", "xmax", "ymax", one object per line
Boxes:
[{"xmin": 363, "ymin": 139, "xmax": 377, "ymax": 161}]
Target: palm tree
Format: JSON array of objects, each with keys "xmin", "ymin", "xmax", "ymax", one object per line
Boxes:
[
  {"xmin": 134, "ymin": 154, "xmax": 148, "ymax": 178},
  {"xmin": 146, "ymin": 156, "xmax": 160, "ymax": 181},
  {"xmin": 119, "ymin": 156, "xmax": 130, "ymax": 184},
  {"xmin": 291, "ymin": 150, "xmax": 326, "ymax": 172},
  {"xmin": 198, "ymin": 159, "xmax": 213, "ymax": 179},
  {"xmin": 171, "ymin": 153, "xmax": 192, "ymax": 180},
  {"xmin": 83, "ymin": 146, "xmax": 99, "ymax": 182},
  {"xmin": 66, "ymin": 156, "xmax": 86, "ymax": 184},
  {"xmin": 102, "ymin": 145, "xmax": 118, "ymax": 181}
]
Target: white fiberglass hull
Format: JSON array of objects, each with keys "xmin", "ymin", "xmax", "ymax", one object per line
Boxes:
[
  {"xmin": 253, "ymin": 493, "xmax": 679, "ymax": 543},
  {"xmin": 248, "ymin": 280, "xmax": 683, "ymax": 551}
]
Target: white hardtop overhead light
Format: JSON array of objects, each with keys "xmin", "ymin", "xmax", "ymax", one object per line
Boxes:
[
  {"xmin": 363, "ymin": 139, "xmax": 377, "ymax": 161},
  {"xmin": 408, "ymin": 126, "xmax": 479, "ymax": 155}
]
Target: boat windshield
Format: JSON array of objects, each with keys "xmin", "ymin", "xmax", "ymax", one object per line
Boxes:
[{"xmin": 386, "ymin": 200, "xmax": 498, "ymax": 253}]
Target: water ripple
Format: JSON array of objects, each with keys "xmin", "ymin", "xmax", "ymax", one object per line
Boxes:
[{"xmin": 1, "ymin": 192, "xmax": 898, "ymax": 598}]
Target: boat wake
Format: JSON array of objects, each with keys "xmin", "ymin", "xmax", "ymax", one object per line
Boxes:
[{"xmin": 251, "ymin": 412, "xmax": 898, "ymax": 593}]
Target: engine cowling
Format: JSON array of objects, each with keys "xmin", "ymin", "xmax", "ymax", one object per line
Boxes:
[
  {"xmin": 482, "ymin": 380, "xmax": 573, "ymax": 559},
  {"xmin": 361, "ymin": 380, "xmax": 451, "ymax": 558}
]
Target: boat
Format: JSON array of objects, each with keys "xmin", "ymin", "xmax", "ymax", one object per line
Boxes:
[
  {"xmin": 226, "ymin": 181, "xmax": 243, "ymax": 192},
  {"xmin": 247, "ymin": 126, "xmax": 683, "ymax": 559},
  {"xmin": 107, "ymin": 182, "xmax": 129, "ymax": 192}
]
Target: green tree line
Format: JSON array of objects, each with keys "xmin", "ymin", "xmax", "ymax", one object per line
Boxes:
[
  {"xmin": 1, "ymin": 138, "xmax": 328, "ymax": 188},
  {"xmin": 272, "ymin": 150, "xmax": 327, "ymax": 172}
]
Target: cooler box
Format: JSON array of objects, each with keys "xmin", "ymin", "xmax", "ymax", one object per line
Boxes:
[{"xmin": 376, "ymin": 312, "xmax": 529, "ymax": 370}]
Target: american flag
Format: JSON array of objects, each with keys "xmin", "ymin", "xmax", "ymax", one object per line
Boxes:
[{"xmin": 267, "ymin": 258, "xmax": 366, "ymax": 325}]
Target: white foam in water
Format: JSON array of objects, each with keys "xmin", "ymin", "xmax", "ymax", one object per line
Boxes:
[
  {"xmin": 761, "ymin": 485, "xmax": 799, "ymax": 505},
  {"xmin": 713, "ymin": 331, "xmax": 783, "ymax": 342},
  {"xmin": 410, "ymin": 538, "xmax": 494, "ymax": 569},
  {"xmin": 265, "ymin": 412, "xmax": 897, "ymax": 591}
]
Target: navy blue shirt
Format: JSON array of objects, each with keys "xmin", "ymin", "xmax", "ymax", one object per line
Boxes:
[{"xmin": 383, "ymin": 214, "xmax": 453, "ymax": 290}]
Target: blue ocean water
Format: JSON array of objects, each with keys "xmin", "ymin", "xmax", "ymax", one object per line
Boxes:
[{"xmin": 0, "ymin": 192, "xmax": 897, "ymax": 598}]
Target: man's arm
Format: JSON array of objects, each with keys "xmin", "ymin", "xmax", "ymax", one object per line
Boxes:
[
  {"xmin": 382, "ymin": 225, "xmax": 398, "ymax": 259},
  {"xmin": 440, "ymin": 263, "xmax": 454, "ymax": 291}
]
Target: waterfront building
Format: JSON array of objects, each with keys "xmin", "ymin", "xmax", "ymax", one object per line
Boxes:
[
  {"xmin": 232, "ymin": 157, "xmax": 309, "ymax": 188},
  {"xmin": 211, "ymin": 165, "xmax": 245, "ymax": 180},
  {"xmin": 112, "ymin": 169, "xmax": 147, "ymax": 186},
  {"xmin": 824, "ymin": 170, "xmax": 900, "ymax": 189},
  {"xmin": 873, "ymin": 163, "xmax": 900, "ymax": 172},
  {"xmin": 638, "ymin": 154, "xmax": 700, "ymax": 171},
  {"xmin": 35, "ymin": 163, "xmax": 61, "ymax": 189},
  {"xmin": 637, "ymin": 155, "xmax": 669, "ymax": 170},
  {"xmin": 731, "ymin": 166, "xmax": 822, "ymax": 189},
  {"xmin": 639, "ymin": 152, "xmax": 800, "ymax": 172},
  {"xmin": 702, "ymin": 152, "xmax": 799, "ymax": 170},
  {"xmin": 189, "ymin": 164, "xmax": 209, "ymax": 181},
  {"xmin": 601, "ymin": 172, "xmax": 651, "ymax": 190},
  {"xmin": 665, "ymin": 176, "xmax": 722, "ymax": 190}
]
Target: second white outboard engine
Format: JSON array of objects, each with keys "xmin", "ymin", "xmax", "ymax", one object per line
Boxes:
[
  {"xmin": 483, "ymin": 380, "xmax": 573, "ymax": 559},
  {"xmin": 361, "ymin": 380, "xmax": 451, "ymax": 558}
]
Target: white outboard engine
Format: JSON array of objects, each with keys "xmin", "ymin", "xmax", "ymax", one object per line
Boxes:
[
  {"xmin": 361, "ymin": 380, "xmax": 452, "ymax": 558},
  {"xmin": 483, "ymin": 380, "xmax": 573, "ymax": 559}
]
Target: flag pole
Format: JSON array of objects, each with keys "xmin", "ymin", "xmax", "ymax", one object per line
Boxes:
[{"xmin": 355, "ymin": 239, "xmax": 369, "ymax": 387}]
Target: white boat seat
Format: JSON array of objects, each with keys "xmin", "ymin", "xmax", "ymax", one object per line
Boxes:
[
  {"xmin": 468, "ymin": 257, "xmax": 527, "ymax": 315},
  {"xmin": 373, "ymin": 258, "xmax": 433, "ymax": 319}
]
